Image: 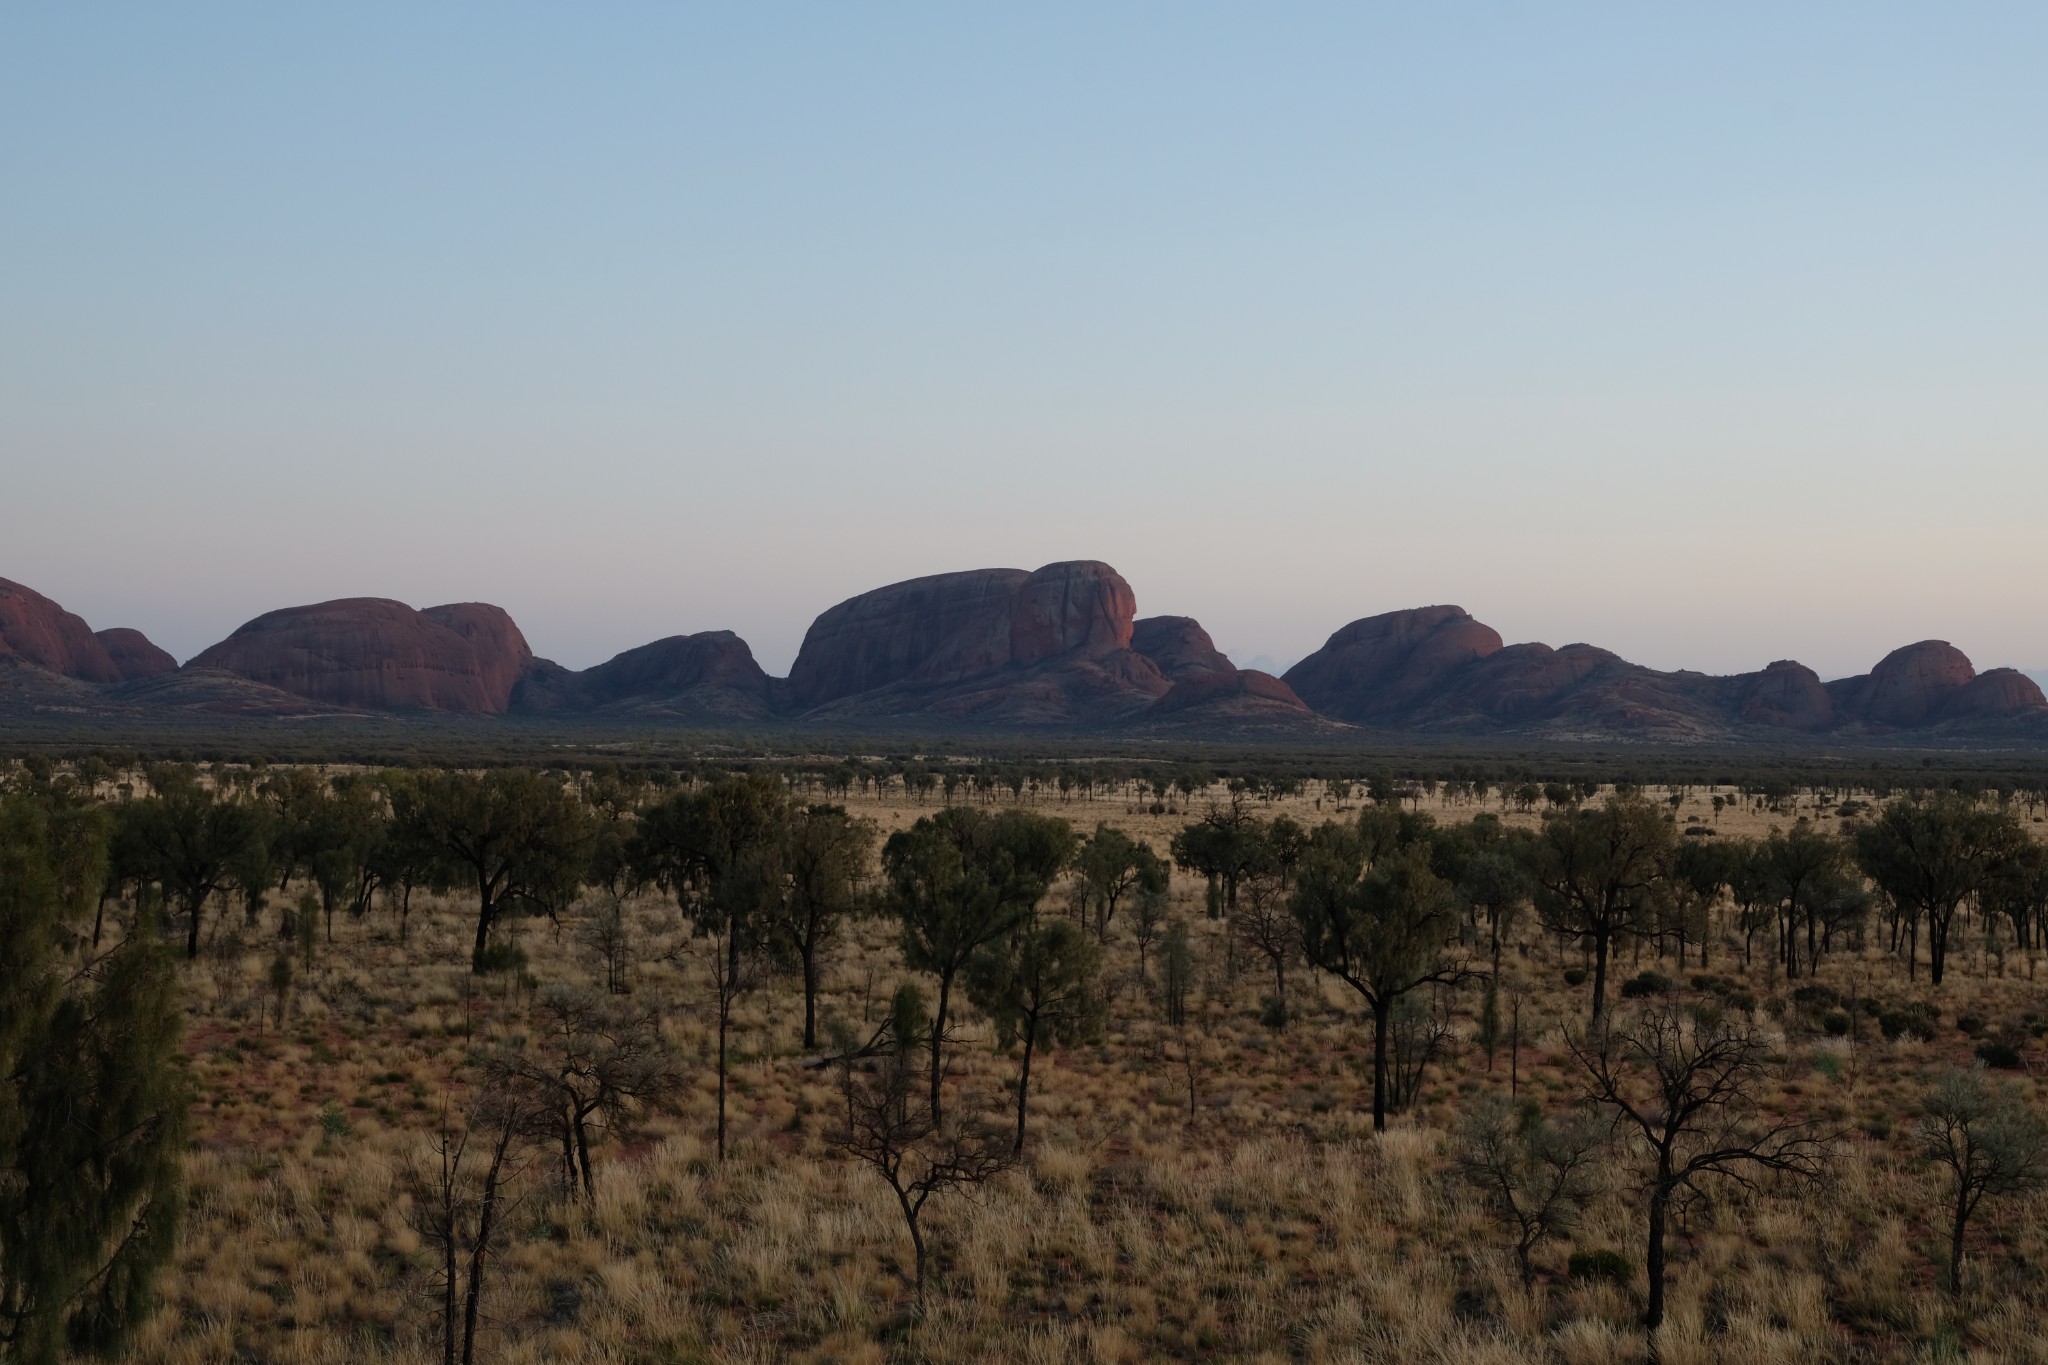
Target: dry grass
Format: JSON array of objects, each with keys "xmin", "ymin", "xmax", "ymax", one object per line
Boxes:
[{"xmin": 119, "ymin": 782, "xmax": 2048, "ymax": 1364}]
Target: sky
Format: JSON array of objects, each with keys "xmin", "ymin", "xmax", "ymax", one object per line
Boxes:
[{"xmin": 4, "ymin": 6, "xmax": 2045, "ymax": 683}]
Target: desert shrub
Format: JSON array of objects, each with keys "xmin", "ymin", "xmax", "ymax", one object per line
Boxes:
[
  {"xmin": 476, "ymin": 941, "xmax": 528, "ymax": 976},
  {"xmin": 1956, "ymin": 1013, "xmax": 1986, "ymax": 1038},
  {"xmin": 1879, "ymin": 1002, "xmax": 1939, "ymax": 1042},
  {"xmin": 1791, "ymin": 983, "xmax": 1840, "ymax": 1009},
  {"xmin": 1975, "ymin": 1040, "xmax": 2024, "ymax": 1070},
  {"xmin": 1563, "ymin": 967, "xmax": 1587, "ymax": 987},
  {"xmin": 1822, "ymin": 1009, "xmax": 1851, "ymax": 1037},
  {"xmin": 1569, "ymin": 1249, "xmax": 1633, "ymax": 1284},
  {"xmin": 1620, "ymin": 970, "xmax": 1673, "ymax": 999}
]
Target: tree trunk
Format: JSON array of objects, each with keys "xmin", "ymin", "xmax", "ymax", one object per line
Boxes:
[
  {"xmin": 572, "ymin": 1111, "xmax": 595, "ymax": 1198},
  {"xmin": 462, "ymin": 1142, "xmax": 507, "ymax": 1365},
  {"xmin": 441, "ymin": 1175, "xmax": 460, "ymax": 1365},
  {"xmin": 1014, "ymin": 1025, "xmax": 1036, "ymax": 1154},
  {"xmin": 186, "ymin": 891, "xmax": 204, "ymax": 959},
  {"xmin": 1590, "ymin": 924, "xmax": 1611, "ymax": 1021},
  {"xmin": 930, "ymin": 974, "xmax": 952, "ymax": 1129},
  {"xmin": 1370, "ymin": 997, "xmax": 1390, "ymax": 1132},
  {"xmin": 1646, "ymin": 1184, "xmax": 1669, "ymax": 1330},
  {"xmin": 1950, "ymin": 1187, "xmax": 1969, "ymax": 1294},
  {"xmin": 801, "ymin": 945, "xmax": 820, "ymax": 1050},
  {"xmin": 469, "ymin": 898, "xmax": 495, "ymax": 975}
]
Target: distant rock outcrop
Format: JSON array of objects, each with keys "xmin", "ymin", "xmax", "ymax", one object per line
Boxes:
[
  {"xmin": 1283, "ymin": 607, "xmax": 1503, "ymax": 724},
  {"xmin": 5, "ymin": 565, "xmax": 2043, "ymax": 743},
  {"xmin": 786, "ymin": 562, "xmax": 1170, "ymax": 724},
  {"xmin": 1828, "ymin": 641, "xmax": 1978, "ymax": 728},
  {"xmin": 513, "ymin": 631, "xmax": 778, "ymax": 720},
  {"xmin": 1941, "ymin": 668, "xmax": 2048, "ymax": 721},
  {"xmin": 0, "ymin": 577, "xmax": 123, "ymax": 684},
  {"xmin": 94, "ymin": 628, "xmax": 179, "ymax": 682},
  {"xmin": 1130, "ymin": 616, "xmax": 1236, "ymax": 682},
  {"xmin": 187, "ymin": 597, "xmax": 536, "ymax": 714},
  {"xmin": 1287, "ymin": 609, "xmax": 2046, "ymax": 739}
]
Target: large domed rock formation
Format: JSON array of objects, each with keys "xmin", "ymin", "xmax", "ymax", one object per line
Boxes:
[
  {"xmin": 513, "ymin": 630, "xmax": 778, "ymax": 719},
  {"xmin": 94, "ymin": 627, "xmax": 179, "ymax": 682},
  {"xmin": 1283, "ymin": 607, "xmax": 1504, "ymax": 724},
  {"xmin": 1939, "ymin": 668, "xmax": 2048, "ymax": 721},
  {"xmin": 187, "ymin": 597, "xmax": 537, "ymax": 714},
  {"xmin": 1828, "ymin": 641, "xmax": 1981, "ymax": 728},
  {"xmin": 787, "ymin": 562, "xmax": 1165, "ymax": 723},
  {"xmin": 0, "ymin": 577, "xmax": 123, "ymax": 683},
  {"xmin": 1129, "ymin": 616, "xmax": 1236, "ymax": 682}
]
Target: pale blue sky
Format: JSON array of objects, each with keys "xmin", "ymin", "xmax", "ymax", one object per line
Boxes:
[{"xmin": 4, "ymin": 6, "xmax": 2045, "ymax": 681}]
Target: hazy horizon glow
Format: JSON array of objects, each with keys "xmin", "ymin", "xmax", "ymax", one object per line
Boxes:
[{"xmin": 5, "ymin": 8, "xmax": 2045, "ymax": 684}]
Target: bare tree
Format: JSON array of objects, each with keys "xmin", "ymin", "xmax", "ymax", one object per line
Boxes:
[
  {"xmin": 577, "ymin": 895, "xmax": 632, "ymax": 995},
  {"xmin": 405, "ymin": 1088, "xmax": 535, "ymax": 1365},
  {"xmin": 1572, "ymin": 1003, "xmax": 1830, "ymax": 1335},
  {"xmin": 1917, "ymin": 1066, "xmax": 2048, "ymax": 1294},
  {"xmin": 496, "ymin": 986, "xmax": 682, "ymax": 1199},
  {"xmin": 831, "ymin": 1008, "xmax": 1015, "ymax": 1302},
  {"xmin": 1230, "ymin": 869, "xmax": 1297, "ymax": 1028},
  {"xmin": 1456, "ymin": 1091, "xmax": 1608, "ymax": 1287}
]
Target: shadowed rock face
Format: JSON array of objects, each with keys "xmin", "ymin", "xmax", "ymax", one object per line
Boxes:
[
  {"xmin": 1286, "ymin": 609, "xmax": 2044, "ymax": 738},
  {"xmin": 513, "ymin": 631, "xmax": 777, "ymax": 718},
  {"xmin": 788, "ymin": 567, "xmax": 1033, "ymax": 708},
  {"xmin": 94, "ymin": 628, "xmax": 178, "ymax": 682},
  {"xmin": 1941, "ymin": 668, "xmax": 2048, "ymax": 721},
  {"xmin": 0, "ymin": 577, "xmax": 123, "ymax": 683},
  {"xmin": 1828, "ymin": 641, "xmax": 1979, "ymax": 728},
  {"xmin": 419, "ymin": 603, "xmax": 534, "ymax": 707},
  {"xmin": 1283, "ymin": 607, "xmax": 1504, "ymax": 724},
  {"xmin": 789, "ymin": 561, "xmax": 1153, "ymax": 714},
  {"xmin": 188, "ymin": 598, "xmax": 535, "ymax": 713},
  {"xmin": 1130, "ymin": 616, "xmax": 1235, "ymax": 681}
]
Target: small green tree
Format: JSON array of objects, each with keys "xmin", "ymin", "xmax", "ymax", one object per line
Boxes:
[
  {"xmin": 1521, "ymin": 796, "xmax": 1674, "ymax": 1020},
  {"xmin": 967, "ymin": 917, "xmax": 1102, "ymax": 1153},
  {"xmin": 0, "ymin": 791, "xmax": 190, "ymax": 1363},
  {"xmin": 124, "ymin": 763, "xmax": 264, "ymax": 959},
  {"xmin": 1293, "ymin": 836, "xmax": 1462, "ymax": 1131},
  {"xmin": 1456, "ymin": 1092, "xmax": 1607, "ymax": 1287},
  {"xmin": 880, "ymin": 808, "xmax": 1072, "ymax": 1127},
  {"xmin": 395, "ymin": 769, "xmax": 593, "ymax": 974},
  {"xmin": 770, "ymin": 803, "xmax": 876, "ymax": 1049},
  {"xmin": 1917, "ymin": 1066, "xmax": 2048, "ymax": 1294},
  {"xmin": 1072, "ymin": 824, "xmax": 1167, "ymax": 941}
]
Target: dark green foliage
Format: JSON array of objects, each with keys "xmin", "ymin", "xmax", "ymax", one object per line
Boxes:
[
  {"xmin": 966, "ymin": 916, "xmax": 1102, "ymax": 1152},
  {"xmin": 1568, "ymin": 1249, "xmax": 1633, "ymax": 1284},
  {"xmin": 1620, "ymin": 971, "xmax": 1673, "ymax": 999},
  {"xmin": 879, "ymin": 807, "xmax": 1073, "ymax": 1128},
  {"xmin": 1, "ymin": 790, "xmax": 190, "ymax": 1363},
  {"xmin": 1974, "ymin": 1040, "xmax": 2023, "ymax": 1070},
  {"xmin": 1291, "ymin": 823, "xmax": 1461, "ymax": 1132},
  {"xmin": 121, "ymin": 763, "xmax": 264, "ymax": 958},
  {"xmin": 396, "ymin": 769, "xmax": 594, "ymax": 974},
  {"xmin": 1160, "ymin": 919, "xmax": 1194, "ymax": 1028}
]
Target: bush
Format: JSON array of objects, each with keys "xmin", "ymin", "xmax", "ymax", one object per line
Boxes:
[
  {"xmin": 1620, "ymin": 971, "xmax": 1673, "ymax": 999},
  {"xmin": 1568, "ymin": 1249, "xmax": 1633, "ymax": 1284},
  {"xmin": 1822, "ymin": 1009, "xmax": 1851, "ymax": 1037},
  {"xmin": 1792, "ymin": 983, "xmax": 1840, "ymax": 1009},
  {"xmin": 1975, "ymin": 1040, "xmax": 2023, "ymax": 1070},
  {"xmin": 475, "ymin": 942, "xmax": 528, "ymax": 976},
  {"xmin": 1956, "ymin": 1014, "xmax": 1986, "ymax": 1038},
  {"xmin": 1727, "ymin": 990, "xmax": 1758, "ymax": 1015},
  {"xmin": 1879, "ymin": 1004, "xmax": 1938, "ymax": 1043},
  {"xmin": 1563, "ymin": 968, "xmax": 1587, "ymax": 987}
]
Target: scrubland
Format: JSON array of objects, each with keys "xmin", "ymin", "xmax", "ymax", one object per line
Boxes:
[{"xmin": 123, "ymin": 781, "xmax": 2048, "ymax": 1365}]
